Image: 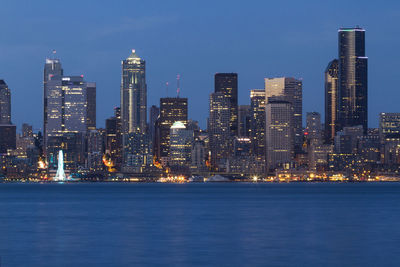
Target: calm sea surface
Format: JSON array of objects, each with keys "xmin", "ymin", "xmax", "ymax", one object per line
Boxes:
[{"xmin": 0, "ymin": 182, "xmax": 399, "ymax": 266}]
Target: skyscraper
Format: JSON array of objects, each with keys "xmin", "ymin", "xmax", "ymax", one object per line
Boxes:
[
  {"xmin": 169, "ymin": 121, "xmax": 193, "ymax": 167},
  {"xmin": 45, "ymin": 74, "xmax": 95, "ymax": 170},
  {"xmin": 105, "ymin": 107, "xmax": 122, "ymax": 171},
  {"xmin": 238, "ymin": 105, "xmax": 251, "ymax": 137},
  {"xmin": 265, "ymin": 77, "xmax": 302, "ymax": 153},
  {"xmin": 121, "ymin": 49, "xmax": 147, "ymax": 135},
  {"xmin": 250, "ymin": 89, "xmax": 266, "ymax": 160},
  {"xmin": 120, "ymin": 50, "xmax": 148, "ymax": 171},
  {"xmin": 0, "ymin": 80, "xmax": 11, "ymax": 124},
  {"xmin": 46, "ymin": 76, "xmax": 89, "ymax": 139},
  {"xmin": 208, "ymin": 92, "xmax": 230, "ymax": 170},
  {"xmin": 306, "ymin": 112, "xmax": 322, "ymax": 145},
  {"xmin": 265, "ymin": 99, "xmax": 294, "ymax": 171},
  {"xmin": 338, "ymin": 27, "xmax": 368, "ymax": 134},
  {"xmin": 149, "ymin": 105, "xmax": 160, "ymax": 145},
  {"xmin": 325, "ymin": 59, "xmax": 339, "ymax": 143},
  {"xmin": 215, "ymin": 73, "xmax": 238, "ymax": 136},
  {"xmin": 43, "ymin": 58, "xmax": 63, "ymax": 143},
  {"xmin": 86, "ymin": 82, "xmax": 96, "ymax": 130},
  {"xmin": 0, "ymin": 79, "xmax": 15, "ymax": 154},
  {"xmin": 157, "ymin": 97, "xmax": 188, "ymax": 161}
]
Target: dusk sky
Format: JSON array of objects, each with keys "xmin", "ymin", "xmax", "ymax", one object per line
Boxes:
[{"xmin": 1, "ymin": 0, "xmax": 400, "ymax": 131}]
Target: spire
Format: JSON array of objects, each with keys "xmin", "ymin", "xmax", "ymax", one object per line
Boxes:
[{"xmin": 127, "ymin": 49, "xmax": 141, "ymax": 59}]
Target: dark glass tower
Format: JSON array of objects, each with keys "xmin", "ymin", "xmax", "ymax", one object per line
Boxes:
[
  {"xmin": 0, "ymin": 80, "xmax": 11, "ymax": 124},
  {"xmin": 250, "ymin": 89, "xmax": 266, "ymax": 160},
  {"xmin": 338, "ymin": 27, "xmax": 368, "ymax": 134},
  {"xmin": 208, "ymin": 92, "xmax": 230, "ymax": 171},
  {"xmin": 214, "ymin": 73, "xmax": 238, "ymax": 137},
  {"xmin": 325, "ymin": 59, "xmax": 339, "ymax": 143},
  {"xmin": 86, "ymin": 82, "xmax": 96, "ymax": 130}
]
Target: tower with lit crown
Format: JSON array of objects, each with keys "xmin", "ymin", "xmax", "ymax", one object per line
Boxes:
[
  {"xmin": 120, "ymin": 50, "xmax": 149, "ymax": 171},
  {"xmin": 337, "ymin": 27, "xmax": 368, "ymax": 134},
  {"xmin": 121, "ymin": 49, "xmax": 147, "ymax": 135}
]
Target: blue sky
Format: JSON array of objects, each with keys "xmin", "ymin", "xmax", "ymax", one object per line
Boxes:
[{"xmin": 1, "ymin": 0, "xmax": 400, "ymax": 130}]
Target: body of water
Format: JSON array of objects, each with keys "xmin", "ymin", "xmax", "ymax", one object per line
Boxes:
[{"xmin": 0, "ymin": 183, "xmax": 399, "ymax": 266}]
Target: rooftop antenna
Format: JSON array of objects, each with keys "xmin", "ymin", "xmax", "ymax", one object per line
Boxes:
[
  {"xmin": 51, "ymin": 49, "xmax": 57, "ymax": 59},
  {"xmin": 176, "ymin": 74, "xmax": 181, "ymax": 98},
  {"xmin": 166, "ymin": 81, "xmax": 169, "ymax": 97}
]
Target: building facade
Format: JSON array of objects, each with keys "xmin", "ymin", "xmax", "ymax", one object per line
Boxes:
[
  {"xmin": 120, "ymin": 50, "xmax": 148, "ymax": 171},
  {"xmin": 208, "ymin": 92, "xmax": 231, "ymax": 171},
  {"xmin": 338, "ymin": 27, "xmax": 368, "ymax": 134},
  {"xmin": 121, "ymin": 49, "xmax": 147, "ymax": 135},
  {"xmin": 215, "ymin": 73, "xmax": 238, "ymax": 137},
  {"xmin": 250, "ymin": 89, "xmax": 266, "ymax": 160},
  {"xmin": 169, "ymin": 121, "xmax": 193, "ymax": 167},
  {"xmin": 325, "ymin": 59, "xmax": 339, "ymax": 143},
  {"xmin": 0, "ymin": 80, "xmax": 11, "ymax": 125},
  {"xmin": 265, "ymin": 77, "xmax": 302, "ymax": 153},
  {"xmin": 266, "ymin": 100, "xmax": 294, "ymax": 171},
  {"xmin": 157, "ymin": 97, "xmax": 188, "ymax": 161}
]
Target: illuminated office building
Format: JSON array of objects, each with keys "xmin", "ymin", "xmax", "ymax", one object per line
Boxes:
[
  {"xmin": 45, "ymin": 75, "xmax": 95, "ymax": 169},
  {"xmin": 157, "ymin": 97, "xmax": 188, "ymax": 161},
  {"xmin": 215, "ymin": 73, "xmax": 238, "ymax": 136},
  {"xmin": 306, "ymin": 112, "xmax": 322, "ymax": 145},
  {"xmin": 121, "ymin": 49, "xmax": 147, "ymax": 135},
  {"xmin": 266, "ymin": 99, "xmax": 294, "ymax": 171},
  {"xmin": 120, "ymin": 50, "xmax": 148, "ymax": 170},
  {"xmin": 105, "ymin": 107, "xmax": 122, "ymax": 171},
  {"xmin": 338, "ymin": 27, "xmax": 368, "ymax": 134},
  {"xmin": 250, "ymin": 89, "xmax": 266, "ymax": 160},
  {"xmin": 87, "ymin": 129, "xmax": 105, "ymax": 173},
  {"xmin": 379, "ymin": 113, "xmax": 400, "ymax": 140},
  {"xmin": 379, "ymin": 113, "xmax": 400, "ymax": 166},
  {"xmin": 208, "ymin": 92, "xmax": 230, "ymax": 170},
  {"xmin": 169, "ymin": 121, "xmax": 193, "ymax": 167},
  {"xmin": 325, "ymin": 59, "xmax": 339, "ymax": 143},
  {"xmin": 43, "ymin": 58, "xmax": 63, "ymax": 145},
  {"xmin": 265, "ymin": 77, "xmax": 302, "ymax": 153},
  {"xmin": 0, "ymin": 80, "xmax": 11, "ymax": 125}
]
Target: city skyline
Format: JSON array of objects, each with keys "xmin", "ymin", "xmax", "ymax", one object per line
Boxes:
[{"xmin": 1, "ymin": 1, "xmax": 399, "ymax": 130}]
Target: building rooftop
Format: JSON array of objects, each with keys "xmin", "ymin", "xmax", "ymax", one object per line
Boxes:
[
  {"xmin": 171, "ymin": 121, "xmax": 186, "ymax": 129},
  {"xmin": 127, "ymin": 49, "xmax": 141, "ymax": 60}
]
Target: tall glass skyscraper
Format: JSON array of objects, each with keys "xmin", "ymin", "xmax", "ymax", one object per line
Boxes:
[
  {"xmin": 44, "ymin": 70, "xmax": 96, "ymax": 170},
  {"xmin": 0, "ymin": 80, "xmax": 11, "ymax": 125},
  {"xmin": 338, "ymin": 27, "xmax": 368, "ymax": 134},
  {"xmin": 120, "ymin": 50, "xmax": 148, "ymax": 171},
  {"xmin": 325, "ymin": 59, "xmax": 339, "ymax": 143},
  {"xmin": 250, "ymin": 89, "xmax": 266, "ymax": 160},
  {"xmin": 208, "ymin": 92, "xmax": 231, "ymax": 171},
  {"xmin": 214, "ymin": 73, "xmax": 238, "ymax": 137},
  {"xmin": 121, "ymin": 49, "xmax": 147, "ymax": 135},
  {"xmin": 43, "ymin": 58, "xmax": 63, "ymax": 144}
]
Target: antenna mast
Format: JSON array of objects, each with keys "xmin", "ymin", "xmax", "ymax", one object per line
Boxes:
[{"xmin": 176, "ymin": 74, "xmax": 181, "ymax": 97}]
